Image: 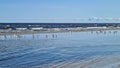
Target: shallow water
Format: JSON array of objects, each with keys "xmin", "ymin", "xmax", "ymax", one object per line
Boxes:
[{"xmin": 0, "ymin": 30, "xmax": 120, "ymax": 68}]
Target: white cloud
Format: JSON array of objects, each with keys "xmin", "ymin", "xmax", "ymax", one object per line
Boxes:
[{"xmin": 88, "ymin": 17, "xmax": 103, "ymax": 21}]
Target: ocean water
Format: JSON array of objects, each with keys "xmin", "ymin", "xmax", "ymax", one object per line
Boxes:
[
  {"xmin": 0, "ymin": 23, "xmax": 120, "ymax": 29},
  {"xmin": 0, "ymin": 30, "xmax": 120, "ymax": 68}
]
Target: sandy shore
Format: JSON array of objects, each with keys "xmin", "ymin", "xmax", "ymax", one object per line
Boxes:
[{"xmin": 32, "ymin": 54, "xmax": 120, "ymax": 68}]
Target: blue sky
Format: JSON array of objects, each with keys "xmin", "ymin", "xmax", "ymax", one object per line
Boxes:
[{"xmin": 0, "ymin": 0, "xmax": 120, "ymax": 23}]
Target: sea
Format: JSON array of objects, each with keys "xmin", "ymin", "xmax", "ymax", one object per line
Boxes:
[
  {"xmin": 0, "ymin": 23, "xmax": 120, "ymax": 29},
  {"xmin": 0, "ymin": 29, "xmax": 120, "ymax": 68}
]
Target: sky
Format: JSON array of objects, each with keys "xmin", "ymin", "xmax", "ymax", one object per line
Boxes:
[{"xmin": 0, "ymin": 0, "xmax": 120, "ymax": 23}]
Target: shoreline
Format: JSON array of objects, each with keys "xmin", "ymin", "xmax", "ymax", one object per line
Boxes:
[
  {"xmin": 0, "ymin": 27, "xmax": 119, "ymax": 36},
  {"xmin": 33, "ymin": 54, "xmax": 120, "ymax": 68}
]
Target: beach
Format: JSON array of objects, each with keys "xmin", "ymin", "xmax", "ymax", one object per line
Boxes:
[
  {"xmin": 45, "ymin": 54, "xmax": 120, "ymax": 68},
  {"xmin": 0, "ymin": 30, "xmax": 120, "ymax": 68},
  {"xmin": 1, "ymin": 0, "xmax": 120, "ymax": 67}
]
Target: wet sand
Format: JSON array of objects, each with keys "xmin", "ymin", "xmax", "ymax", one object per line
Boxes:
[{"xmin": 34, "ymin": 54, "xmax": 120, "ymax": 68}]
